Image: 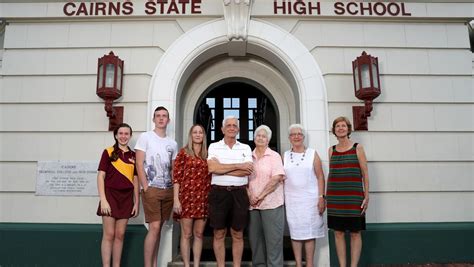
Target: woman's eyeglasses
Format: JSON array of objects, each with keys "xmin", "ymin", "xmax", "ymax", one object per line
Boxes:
[{"xmin": 289, "ymin": 133, "xmax": 304, "ymax": 137}]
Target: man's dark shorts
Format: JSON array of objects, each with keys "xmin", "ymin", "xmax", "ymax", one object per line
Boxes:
[{"xmin": 208, "ymin": 185, "xmax": 249, "ymax": 231}]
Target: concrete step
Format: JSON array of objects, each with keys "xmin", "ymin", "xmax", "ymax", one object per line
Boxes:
[{"xmin": 168, "ymin": 261, "xmax": 298, "ymax": 266}]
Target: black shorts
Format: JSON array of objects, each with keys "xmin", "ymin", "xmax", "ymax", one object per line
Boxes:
[{"xmin": 208, "ymin": 186, "xmax": 249, "ymax": 231}]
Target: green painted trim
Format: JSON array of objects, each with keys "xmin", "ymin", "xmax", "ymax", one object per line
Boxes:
[
  {"xmin": 328, "ymin": 222, "xmax": 474, "ymax": 266},
  {"xmin": 2, "ymin": 222, "xmax": 473, "ymax": 266},
  {"xmin": 0, "ymin": 223, "xmax": 147, "ymax": 267}
]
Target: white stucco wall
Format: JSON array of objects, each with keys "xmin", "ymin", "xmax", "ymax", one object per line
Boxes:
[{"xmin": 0, "ymin": 0, "xmax": 473, "ymax": 262}]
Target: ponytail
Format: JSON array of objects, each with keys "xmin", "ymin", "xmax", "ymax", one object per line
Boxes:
[{"xmin": 109, "ymin": 123, "xmax": 133, "ymax": 162}]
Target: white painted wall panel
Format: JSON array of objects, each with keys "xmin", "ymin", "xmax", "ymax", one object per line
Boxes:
[
  {"xmin": 385, "ymin": 49, "xmax": 431, "ymax": 74},
  {"xmin": 363, "ymin": 23, "xmax": 406, "ymax": 47},
  {"xmin": 325, "ymin": 75, "xmax": 474, "ymax": 103},
  {"xmin": 0, "ymin": 193, "xmax": 147, "ymax": 224},
  {"xmin": 260, "ymin": 18, "xmax": 298, "ymax": 34},
  {"xmin": 446, "ymin": 24, "xmax": 471, "ymax": 48},
  {"xmin": 0, "ymin": 75, "xmax": 150, "ymax": 103},
  {"xmin": 152, "ymin": 21, "xmax": 185, "ymax": 50},
  {"xmin": 319, "ymin": 22, "xmax": 364, "ymax": 47},
  {"xmin": 390, "ymin": 105, "xmax": 436, "ymax": 131},
  {"xmin": 26, "ymin": 24, "xmax": 69, "ymax": 48},
  {"xmin": 0, "ymin": 103, "xmax": 147, "ymax": 132},
  {"xmin": 0, "ymin": 162, "xmax": 37, "ymax": 192},
  {"xmin": 314, "ymin": 48, "xmax": 471, "ymax": 75},
  {"xmin": 369, "ymin": 162, "xmax": 474, "ymax": 192},
  {"xmin": 293, "ymin": 21, "xmax": 468, "ymax": 50},
  {"xmin": 328, "ymin": 132, "xmax": 473, "ymax": 161},
  {"xmin": 329, "ymin": 103, "xmax": 474, "ymax": 132},
  {"xmin": 176, "ymin": 18, "xmax": 216, "ymax": 33},
  {"xmin": 367, "ymin": 192, "xmax": 474, "ymax": 222},
  {"xmin": 434, "ymin": 105, "xmax": 474, "ymax": 131},
  {"xmin": 68, "ymin": 22, "xmax": 112, "ymax": 47},
  {"xmin": 129, "ymin": 48, "xmax": 164, "ymax": 75},
  {"xmin": 111, "ymin": 22, "xmax": 155, "ymax": 47},
  {"xmin": 312, "ymin": 47, "xmax": 346, "ymax": 74},
  {"xmin": 45, "ymin": 50, "xmax": 89, "ymax": 74},
  {"xmin": 405, "ymin": 23, "xmax": 448, "ymax": 48},
  {"xmin": 291, "ymin": 21, "xmax": 322, "ymax": 51},
  {"xmin": 5, "ymin": 21, "xmax": 185, "ymax": 50},
  {"xmin": 426, "ymin": 3, "xmax": 473, "ymax": 17},
  {"xmin": 452, "ymin": 77, "xmax": 474, "ymax": 102},
  {"xmin": 1, "ymin": 133, "xmax": 108, "ymax": 161},
  {"xmin": 428, "ymin": 49, "xmax": 472, "ymax": 75},
  {"xmin": 4, "ymin": 24, "xmax": 28, "ymax": 48},
  {"xmin": 2, "ymin": 48, "xmax": 163, "ymax": 75},
  {"xmin": 2, "ymin": 50, "xmax": 47, "ymax": 75}
]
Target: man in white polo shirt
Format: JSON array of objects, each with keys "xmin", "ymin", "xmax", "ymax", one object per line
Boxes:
[{"xmin": 207, "ymin": 116, "xmax": 253, "ymax": 267}]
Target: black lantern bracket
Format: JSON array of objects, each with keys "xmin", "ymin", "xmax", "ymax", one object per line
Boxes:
[
  {"xmin": 351, "ymin": 51, "xmax": 381, "ymax": 131},
  {"xmin": 96, "ymin": 51, "xmax": 124, "ymax": 131}
]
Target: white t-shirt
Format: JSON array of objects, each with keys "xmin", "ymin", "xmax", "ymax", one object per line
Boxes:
[
  {"xmin": 207, "ymin": 139, "xmax": 252, "ymax": 186},
  {"xmin": 135, "ymin": 131, "xmax": 178, "ymax": 189}
]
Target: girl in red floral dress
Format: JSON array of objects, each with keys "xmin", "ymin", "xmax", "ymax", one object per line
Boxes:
[{"xmin": 173, "ymin": 124, "xmax": 211, "ymax": 267}]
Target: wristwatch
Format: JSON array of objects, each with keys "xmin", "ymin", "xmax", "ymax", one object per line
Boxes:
[{"xmin": 319, "ymin": 194, "xmax": 326, "ymax": 200}]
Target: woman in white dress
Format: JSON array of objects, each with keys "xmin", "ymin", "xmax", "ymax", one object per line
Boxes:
[{"xmin": 283, "ymin": 124, "xmax": 326, "ymax": 267}]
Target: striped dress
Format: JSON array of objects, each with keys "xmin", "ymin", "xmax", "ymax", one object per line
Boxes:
[{"xmin": 327, "ymin": 143, "xmax": 366, "ymax": 231}]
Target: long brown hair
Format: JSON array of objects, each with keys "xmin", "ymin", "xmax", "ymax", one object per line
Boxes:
[
  {"xmin": 184, "ymin": 124, "xmax": 208, "ymax": 159},
  {"xmin": 110, "ymin": 123, "xmax": 133, "ymax": 162}
]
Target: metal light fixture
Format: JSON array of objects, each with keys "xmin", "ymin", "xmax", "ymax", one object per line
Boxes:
[
  {"xmin": 96, "ymin": 51, "xmax": 124, "ymax": 131},
  {"xmin": 352, "ymin": 51, "xmax": 381, "ymax": 131}
]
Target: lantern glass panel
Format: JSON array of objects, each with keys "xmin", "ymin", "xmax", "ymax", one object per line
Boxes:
[
  {"xmin": 105, "ymin": 64, "xmax": 115, "ymax": 88},
  {"xmin": 372, "ymin": 63, "xmax": 379, "ymax": 88},
  {"xmin": 354, "ymin": 65, "xmax": 360, "ymax": 90},
  {"xmin": 117, "ymin": 65, "xmax": 122, "ymax": 92},
  {"xmin": 98, "ymin": 64, "xmax": 104, "ymax": 88},
  {"xmin": 361, "ymin": 64, "xmax": 370, "ymax": 88}
]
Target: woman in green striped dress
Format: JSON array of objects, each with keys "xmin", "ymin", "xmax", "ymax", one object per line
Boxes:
[{"xmin": 327, "ymin": 117, "xmax": 369, "ymax": 267}]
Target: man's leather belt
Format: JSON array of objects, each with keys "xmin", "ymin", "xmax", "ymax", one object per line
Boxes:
[{"xmin": 212, "ymin": 185, "xmax": 247, "ymax": 191}]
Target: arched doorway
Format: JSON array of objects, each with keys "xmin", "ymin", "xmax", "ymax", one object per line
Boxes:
[
  {"xmin": 195, "ymin": 81, "xmax": 278, "ymax": 151},
  {"xmin": 148, "ymin": 19, "xmax": 330, "ymax": 266}
]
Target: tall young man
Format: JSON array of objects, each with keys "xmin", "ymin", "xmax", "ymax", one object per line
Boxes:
[
  {"xmin": 207, "ymin": 116, "xmax": 254, "ymax": 267},
  {"xmin": 135, "ymin": 106, "xmax": 178, "ymax": 267}
]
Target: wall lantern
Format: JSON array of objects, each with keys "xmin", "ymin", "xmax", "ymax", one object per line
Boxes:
[
  {"xmin": 96, "ymin": 51, "xmax": 124, "ymax": 131},
  {"xmin": 352, "ymin": 51, "xmax": 381, "ymax": 131}
]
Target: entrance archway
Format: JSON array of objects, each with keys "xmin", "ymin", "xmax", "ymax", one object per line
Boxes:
[{"xmin": 148, "ymin": 19, "xmax": 330, "ymax": 266}]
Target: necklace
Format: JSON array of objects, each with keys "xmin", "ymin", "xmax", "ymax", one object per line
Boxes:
[{"xmin": 290, "ymin": 148, "xmax": 306, "ymax": 166}]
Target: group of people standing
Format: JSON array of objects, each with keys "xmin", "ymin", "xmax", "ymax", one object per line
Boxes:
[{"xmin": 96, "ymin": 106, "xmax": 369, "ymax": 267}]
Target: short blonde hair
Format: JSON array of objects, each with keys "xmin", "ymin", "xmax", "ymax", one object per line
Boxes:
[{"xmin": 331, "ymin": 116, "xmax": 352, "ymax": 137}]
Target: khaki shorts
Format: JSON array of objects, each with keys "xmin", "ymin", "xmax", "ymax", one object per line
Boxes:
[{"xmin": 141, "ymin": 187, "xmax": 173, "ymax": 223}]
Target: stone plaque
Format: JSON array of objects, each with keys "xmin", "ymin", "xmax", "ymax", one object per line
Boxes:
[{"xmin": 36, "ymin": 161, "xmax": 98, "ymax": 196}]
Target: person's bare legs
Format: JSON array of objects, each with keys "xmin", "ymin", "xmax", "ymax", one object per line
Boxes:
[
  {"xmin": 180, "ymin": 219, "xmax": 193, "ymax": 267},
  {"xmin": 334, "ymin": 230, "xmax": 347, "ymax": 267},
  {"xmin": 230, "ymin": 228, "xmax": 244, "ymax": 267},
  {"xmin": 144, "ymin": 220, "xmax": 164, "ymax": 267},
  {"xmin": 304, "ymin": 239, "xmax": 316, "ymax": 267},
  {"xmin": 111, "ymin": 218, "xmax": 128, "ymax": 267},
  {"xmin": 291, "ymin": 239, "xmax": 303, "ymax": 267},
  {"xmin": 350, "ymin": 232, "xmax": 362, "ymax": 267},
  {"xmin": 101, "ymin": 216, "xmax": 116, "ymax": 267},
  {"xmin": 213, "ymin": 228, "xmax": 227, "ymax": 267},
  {"xmin": 192, "ymin": 219, "xmax": 207, "ymax": 267}
]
